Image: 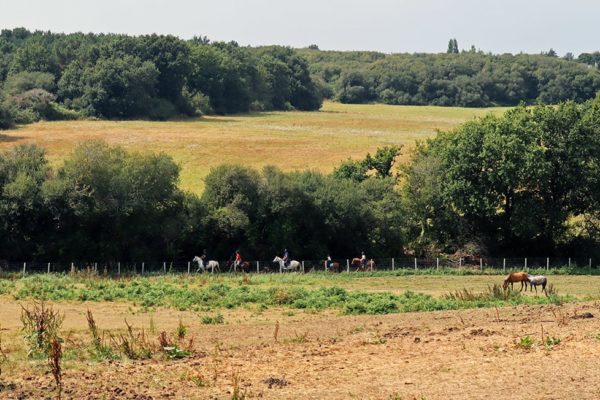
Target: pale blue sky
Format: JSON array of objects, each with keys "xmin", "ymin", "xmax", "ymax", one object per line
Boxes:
[{"xmin": 1, "ymin": 0, "xmax": 598, "ymax": 55}]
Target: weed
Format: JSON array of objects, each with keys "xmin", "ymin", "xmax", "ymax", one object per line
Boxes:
[
  {"xmin": 177, "ymin": 318, "xmax": 187, "ymax": 340},
  {"xmin": 149, "ymin": 316, "xmax": 156, "ymax": 335},
  {"xmin": 0, "ymin": 329, "xmax": 6, "ymax": 380},
  {"xmin": 201, "ymin": 313, "xmax": 224, "ymax": 325},
  {"xmin": 86, "ymin": 310, "xmax": 118, "ymax": 361},
  {"xmin": 163, "ymin": 346, "xmax": 191, "ymax": 359},
  {"xmin": 288, "ymin": 331, "xmax": 309, "ymax": 344},
  {"xmin": 544, "ymin": 336, "xmax": 561, "ymax": 350},
  {"xmin": 113, "ymin": 320, "xmax": 153, "ymax": 360},
  {"xmin": 186, "ymin": 370, "xmax": 210, "ymax": 387},
  {"xmin": 274, "ymin": 320, "xmax": 280, "ymax": 342},
  {"xmin": 48, "ymin": 337, "xmax": 63, "ymax": 400},
  {"xmin": 518, "ymin": 335, "xmax": 534, "ymax": 350},
  {"xmin": 20, "ymin": 301, "xmax": 64, "ymax": 357},
  {"xmin": 231, "ymin": 370, "xmax": 246, "ymax": 400}
]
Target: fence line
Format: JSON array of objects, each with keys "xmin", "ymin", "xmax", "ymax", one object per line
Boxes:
[{"xmin": 0, "ymin": 256, "xmax": 597, "ymax": 276}]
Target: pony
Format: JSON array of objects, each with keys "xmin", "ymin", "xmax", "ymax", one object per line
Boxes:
[
  {"xmin": 527, "ymin": 275, "xmax": 547, "ymax": 294},
  {"xmin": 273, "ymin": 256, "xmax": 302, "ymax": 272},
  {"xmin": 502, "ymin": 271, "xmax": 529, "ymax": 291},
  {"xmin": 192, "ymin": 256, "xmax": 220, "ymax": 273},
  {"xmin": 351, "ymin": 258, "xmax": 375, "ymax": 272}
]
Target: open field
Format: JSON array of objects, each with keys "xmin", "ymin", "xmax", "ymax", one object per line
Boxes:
[
  {"xmin": 0, "ymin": 102, "xmax": 506, "ymax": 193},
  {"xmin": 1, "ymin": 273, "xmax": 600, "ymax": 398}
]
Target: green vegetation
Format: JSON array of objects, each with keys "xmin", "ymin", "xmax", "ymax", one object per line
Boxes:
[
  {"xmin": 298, "ymin": 47, "xmax": 600, "ymax": 107},
  {"xmin": 4, "ymin": 275, "xmax": 578, "ymax": 315}
]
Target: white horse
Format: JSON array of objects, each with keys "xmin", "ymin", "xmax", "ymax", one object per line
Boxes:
[
  {"xmin": 527, "ymin": 275, "xmax": 547, "ymax": 294},
  {"xmin": 192, "ymin": 256, "xmax": 220, "ymax": 273},
  {"xmin": 273, "ymin": 256, "xmax": 302, "ymax": 272}
]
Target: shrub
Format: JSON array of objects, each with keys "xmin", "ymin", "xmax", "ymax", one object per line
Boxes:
[
  {"xmin": 20, "ymin": 301, "xmax": 64, "ymax": 357},
  {"xmin": 201, "ymin": 313, "xmax": 224, "ymax": 325}
]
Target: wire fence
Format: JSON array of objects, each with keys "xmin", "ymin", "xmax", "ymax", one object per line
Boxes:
[{"xmin": 0, "ymin": 256, "xmax": 598, "ymax": 277}]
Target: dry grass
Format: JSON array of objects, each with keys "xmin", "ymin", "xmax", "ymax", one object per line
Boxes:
[{"xmin": 0, "ymin": 102, "xmax": 506, "ymax": 193}]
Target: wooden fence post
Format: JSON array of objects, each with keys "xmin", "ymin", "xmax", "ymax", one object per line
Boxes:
[
  {"xmin": 163, "ymin": 261, "xmax": 166, "ymax": 274},
  {"xmin": 546, "ymin": 257, "xmax": 549, "ymax": 271},
  {"xmin": 142, "ymin": 262, "xmax": 145, "ymax": 275},
  {"xmin": 47, "ymin": 262, "xmax": 51, "ymax": 274},
  {"xmin": 118, "ymin": 262, "xmax": 121, "ymax": 276},
  {"xmin": 503, "ymin": 258, "xmax": 506, "ymax": 273},
  {"xmin": 22, "ymin": 262, "xmax": 26, "ymax": 278},
  {"xmin": 187, "ymin": 261, "xmax": 190, "ymax": 275},
  {"xmin": 437, "ymin": 257, "xmax": 439, "ymax": 271},
  {"xmin": 414, "ymin": 258, "xmax": 417, "ymax": 271},
  {"xmin": 257, "ymin": 261, "xmax": 260, "ymax": 273},
  {"xmin": 480, "ymin": 258, "xmax": 483, "ymax": 271},
  {"xmin": 391, "ymin": 258, "xmax": 395, "ymax": 271},
  {"xmin": 346, "ymin": 259, "xmax": 350, "ymax": 273},
  {"xmin": 524, "ymin": 258, "xmax": 528, "ymax": 270},
  {"xmin": 301, "ymin": 261, "xmax": 305, "ymax": 273}
]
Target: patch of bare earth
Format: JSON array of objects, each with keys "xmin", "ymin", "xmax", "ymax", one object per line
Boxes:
[{"xmin": 1, "ymin": 300, "xmax": 600, "ymax": 399}]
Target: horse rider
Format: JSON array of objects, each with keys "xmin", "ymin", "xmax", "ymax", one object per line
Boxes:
[
  {"xmin": 200, "ymin": 249, "xmax": 208, "ymax": 269},
  {"xmin": 234, "ymin": 249, "xmax": 242, "ymax": 270},
  {"xmin": 283, "ymin": 248, "xmax": 290, "ymax": 267},
  {"xmin": 326, "ymin": 254, "xmax": 334, "ymax": 270},
  {"xmin": 360, "ymin": 251, "xmax": 367, "ymax": 269}
]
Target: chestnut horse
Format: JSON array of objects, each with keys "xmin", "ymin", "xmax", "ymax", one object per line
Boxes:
[
  {"xmin": 351, "ymin": 258, "xmax": 375, "ymax": 272},
  {"xmin": 503, "ymin": 272, "xmax": 529, "ymax": 291}
]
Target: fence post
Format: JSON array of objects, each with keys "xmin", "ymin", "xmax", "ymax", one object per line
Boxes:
[
  {"xmin": 71, "ymin": 262, "xmax": 75, "ymax": 274},
  {"xmin": 546, "ymin": 257, "xmax": 549, "ymax": 271},
  {"xmin": 346, "ymin": 259, "xmax": 350, "ymax": 273},
  {"xmin": 391, "ymin": 258, "xmax": 395, "ymax": 271},
  {"xmin": 257, "ymin": 261, "xmax": 260, "ymax": 273},
  {"xmin": 163, "ymin": 261, "xmax": 166, "ymax": 274},
  {"xmin": 436, "ymin": 257, "xmax": 439, "ymax": 271},
  {"xmin": 503, "ymin": 258, "xmax": 506, "ymax": 273},
  {"xmin": 187, "ymin": 261, "xmax": 190, "ymax": 275},
  {"xmin": 47, "ymin": 262, "xmax": 51, "ymax": 274},
  {"xmin": 118, "ymin": 262, "xmax": 121, "ymax": 276},
  {"xmin": 22, "ymin": 262, "xmax": 26, "ymax": 277},
  {"xmin": 414, "ymin": 257, "xmax": 417, "ymax": 271},
  {"xmin": 142, "ymin": 262, "xmax": 145, "ymax": 275},
  {"xmin": 524, "ymin": 258, "xmax": 528, "ymax": 271},
  {"xmin": 94, "ymin": 262, "xmax": 97, "ymax": 273},
  {"xmin": 279, "ymin": 261, "xmax": 282, "ymax": 274},
  {"xmin": 589, "ymin": 258, "xmax": 592, "ymax": 274},
  {"xmin": 568, "ymin": 257, "xmax": 571, "ymax": 268},
  {"xmin": 459, "ymin": 257, "xmax": 462, "ymax": 269},
  {"xmin": 480, "ymin": 258, "xmax": 483, "ymax": 271}
]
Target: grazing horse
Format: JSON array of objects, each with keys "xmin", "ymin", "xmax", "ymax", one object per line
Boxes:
[
  {"xmin": 527, "ymin": 275, "xmax": 548, "ymax": 294},
  {"xmin": 273, "ymin": 256, "xmax": 302, "ymax": 272},
  {"xmin": 351, "ymin": 258, "xmax": 375, "ymax": 272},
  {"xmin": 192, "ymin": 256, "xmax": 220, "ymax": 273},
  {"xmin": 502, "ymin": 272, "xmax": 529, "ymax": 291},
  {"xmin": 325, "ymin": 261, "xmax": 342, "ymax": 273}
]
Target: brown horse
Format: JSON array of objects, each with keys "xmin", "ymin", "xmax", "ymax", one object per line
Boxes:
[
  {"xmin": 351, "ymin": 258, "xmax": 375, "ymax": 272},
  {"xmin": 503, "ymin": 272, "xmax": 529, "ymax": 291},
  {"xmin": 326, "ymin": 261, "xmax": 342, "ymax": 273},
  {"xmin": 228, "ymin": 260, "xmax": 252, "ymax": 273}
]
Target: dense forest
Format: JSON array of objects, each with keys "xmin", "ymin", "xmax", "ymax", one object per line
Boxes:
[
  {"xmin": 2, "ymin": 29, "xmax": 600, "ymax": 130},
  {"xmin": 298, "ymin": 46, "xmax": 600, "ymax": 106},
  {"xmin": 1, "ymin": 97, "xmax": 600, "ymax": 261},
  {"xmin": 0, "ymin": 28, "xmax": 323, "ymax": 128}
]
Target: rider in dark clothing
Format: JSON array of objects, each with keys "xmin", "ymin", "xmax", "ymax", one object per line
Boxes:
[
  {"xmin": 326, "ymin": 255, "xmax": 333, "ymax": 270},
  {"xmin": 361, "ymin": 251, "xmax": 367, "ymax": 268},
  {"xmin": 283, "ymin": 249, "xmax": 290, "ymax": 267}
]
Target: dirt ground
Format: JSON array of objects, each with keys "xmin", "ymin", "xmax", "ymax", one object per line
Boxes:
[{"xmin": 1, "ymin": 297, "xmax": 600, "ymax": 400}]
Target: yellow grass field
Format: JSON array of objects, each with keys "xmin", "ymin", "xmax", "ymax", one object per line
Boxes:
[{"xmin": 0, "ymin": 102, "xmax": 506, "ymax": 193}]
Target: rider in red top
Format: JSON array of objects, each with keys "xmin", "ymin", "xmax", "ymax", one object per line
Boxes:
[{"xmin": 234, "ymin": 250, "xmax": 242, "ymax": 270}]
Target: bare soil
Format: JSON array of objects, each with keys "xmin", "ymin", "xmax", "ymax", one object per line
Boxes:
[{"xmin": 1, "ymin": 298, "xmax": 600, "ymax": 399}]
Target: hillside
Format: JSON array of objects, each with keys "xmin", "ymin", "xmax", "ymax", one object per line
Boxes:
[{"xmin": 0, "ymin": 101, "xmax": 506, "ymax": 193}]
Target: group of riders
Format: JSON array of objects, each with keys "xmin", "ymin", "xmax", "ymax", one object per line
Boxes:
[{"xmin": 196, "ymin": 249, "xmax": 370, "ymax": 271}]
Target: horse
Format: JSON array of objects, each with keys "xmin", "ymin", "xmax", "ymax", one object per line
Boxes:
[
  {"xmin": 325, "ymin": 260, "xmax": 342, "ymax": 273},
  {"xmin": 273, "ymin": 256, "xmax": 302, "ymax": 272},
  {"xmin": 502, "ymin": 271, "xmax": 529, "ymax": 291},
  {"xmin": 351, "ymin": 258, "xmax": 375, "ymax": 272},
  {"xmin": 192, "ymin": 256, "xmax": 220, "ymax": 273},
  {"xmin": 227, "ymin": 260, "xmax": 252, "ymax": 273},
  {"xmin": 527, "ymin": 275, "xmax": 547, "ymax": 294}
]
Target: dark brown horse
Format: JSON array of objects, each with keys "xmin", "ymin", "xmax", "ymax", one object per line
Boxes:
[
  {"xmin": 325, "ymin": 261, "xmax": 342, "ymax": 273},
  {"xmin": 228, "ymin": 260, "xmax": 252, "ymax": 273},
  {"xmin": 503, "ymin": 272, "xmax": 529, "ymax": 291}
]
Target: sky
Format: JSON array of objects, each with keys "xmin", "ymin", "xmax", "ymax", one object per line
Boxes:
[{"xmin": 1, "ymin": 0, "xmax": 599, "ymax": 56}]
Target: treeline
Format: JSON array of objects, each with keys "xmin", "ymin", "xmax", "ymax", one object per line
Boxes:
[
  {"xmin": 0, "ymin": 142, "xmax": 402, "ymax": 261},
  {"xmin": 298, "ymin": 48, "xmax": 600, "ymax": 106},
  {"xmin": 0, "ymin": 28, "xmax": 323, "ymax": 128},
  {"xmin": 2, "ymin": 97, "xmax": 600, "ymax": 261}
]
